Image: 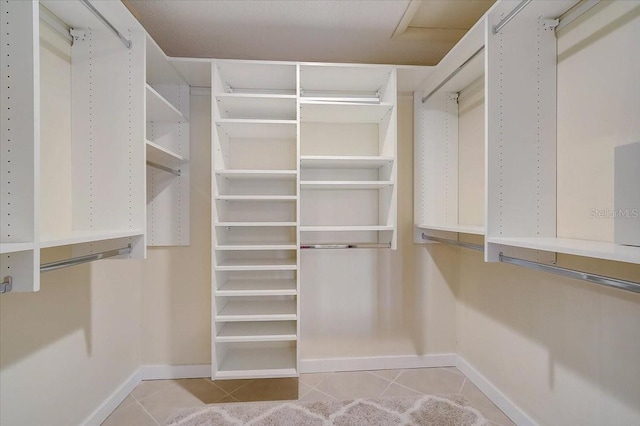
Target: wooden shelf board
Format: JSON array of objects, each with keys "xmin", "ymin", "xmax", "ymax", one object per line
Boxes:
[
  {"xmin": 216, "ymin": 94, "xmax": 296, "ymax": 120},
  {"xmin": 215, "ymin": 258, "xmax": 297, "ymax": 271},
  {"xmin": 488, "ymin": 237, "xmax": 640, "ymax": 265},
  {"xmin": 417, "ymin": 223, "xmax": 485, "ymax": 235},
  {"xmin": 215, "ymin": 120, "xmax": 297, "ymax": 139},
  {"xmin": 300, "ymin": 156, "xmax": 393, "ymax": 169},
  {"xmin": 40, "ymin": 230, "xmax": 143, "ymax": 249},
  {"xmin": 217, "ymin": 279, "xmax": 297, "ymax": 296},
  {"xmin": 215, "ymin": 170, "xmax": 297, "ymax": 179},
  {"xmin": 215, "ymin": 346, "xmax": 297, "ymax": 379},
  {"xmin": 146, "ymin": 84, "xmax": 186, "ymax": 123},
  {"xmin": 146, "ymin": 140, "xmax": 185, "ymax": 166},
  {"xmin": 0, "ymin": 242, "xmax": 35, "ymax": 254},
  {"xmin": 215, "ymin": 300, "xmax": 297, "ymax": 321},
  {"xmin": 216, "ymin": 321, "xmax": 297, "ymax": 342},
  {"xmin": 300, "ymin": 226, "xmax": 394, "ymax": 232},
  {"xmin": 300, "ymin": 181, "xmax": 393, "ymax": 189},
  {"xmin": 300, "ymin": 101, "xmax": 393, "ymax": 123}
]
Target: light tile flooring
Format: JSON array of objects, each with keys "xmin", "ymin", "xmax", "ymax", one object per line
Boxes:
[{"xmin": 103, "ymin": 367, "xmax": 515, "ymax": 426}]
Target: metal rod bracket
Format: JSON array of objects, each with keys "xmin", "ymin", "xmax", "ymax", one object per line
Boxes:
[{"xmin": 0, "ymin": 276, "xmax": 13, "ymax": 294}]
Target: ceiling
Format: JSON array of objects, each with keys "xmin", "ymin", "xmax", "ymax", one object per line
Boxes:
[{"xmin": 124, "ymin": 0, "xmax": 495, "ymax": 66}]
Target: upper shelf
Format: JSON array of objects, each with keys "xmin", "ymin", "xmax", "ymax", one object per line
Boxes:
[
  {"xmin": 300, "ymin": 181, "xmax": 394, "ymax": 189},
  {"xmin": 146, "ymin": 84, "xmax": 186, "ymax": 123},
  {"xmin": 300, "ymin": 156, "xmax": 393, "ymax": 169},
  {"xmin": 146, "ymin": 140, "xmax": 184, "ymax": 167},
  {"xmin": 300, "ymin": 101, "xmax": 393, "ymax": 123},
  {"xmin": 488, "ymin": 237, "xmax": 640, "ymax": 265},
  {"xmin": 215, "ymin": 170, "xmax": 297, "ymax": 179},
  {"xmin": 216, "ymin": 94, "xmax": 296, "ymax": 120},
  {"xmin": 418, "ymin": 223, "xmax": 485, "ymax": 236},
  {"xmin": 300, "ymin": 64, "xmax": 393, "ymax": 94},
  {"xmin": 146, "ymin": 35, "xmax": 187, "ymax": 86},
  {"xmin": 215, "ymin": 120, "xmax": 297, "ymax": 139},
  {"xmin": 40, "ymin": 230, "xmax": 143, "ymax": 249},
  {"xmin": 215, "ymin": 61, "xmax": 297, "ymax": 94}
]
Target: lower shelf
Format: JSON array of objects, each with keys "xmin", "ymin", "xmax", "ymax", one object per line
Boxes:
[
  {"xmin": 216, "ymin": 321, "xmax": 297, "ymax": 342},
  {"xmin": 215, "ymin": 299, "xmax": 297, "ymax": 321},
  {"xmin": 215, "ymin": 344, "xmax": 297, "ymax": 379}
]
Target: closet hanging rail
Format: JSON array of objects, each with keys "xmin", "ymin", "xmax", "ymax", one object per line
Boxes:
[
  {"xmin": 421, "ymin": 46, "xmax": 484, "ymax": 104},
  {"xmin": 79, "ymin": 0, "xmax": 132, "ymax": 49},
  {"xmin": 39, "ymin": 4, "xmax": 74, "ymax": 43},
  {"xmin": 147, "ymin": 161, "xmax": 181, "ymax": 176},
  {"xmin": 421, "ymin": 234, "xmax": 640, "ymax": 294},
  {"xmin": 40, "ymin": 244, "xmax": 132, "ymax": 273},
  {"xmin": 556, "ymin": 0, "xmax": 600, "ymax": 31},
  {"xmin": 493, "ymin": 0, "xmax": 532, "ymax": 34},
  {"xmin": 301, "ymin": 243, "xmax": 391, "ymax": 249}
]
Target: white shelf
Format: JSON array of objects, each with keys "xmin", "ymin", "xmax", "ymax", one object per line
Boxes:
[
  {"xmin": 40, "ymin": 230, "xmax": 143, "ymax": 249},
  {"xmin": 216, "ymin": 300, "xmax": 297, "ymax": 321},
  {"xmin": 215, "ymin": 195, "xmax": 296, "ymax": 201},
  {"xmin": 300, "ymin": 156, "xmax": 393, "ymax": 169},
  {"xmin": 300, "ymin": 101, "xmax": 393, "ymax": 123},
  {"xmin": 216, "ymin": 94, "xmax": 296, "ymax": 120},
  {"xmin": 146, "ymin": 84, "xmax": 186, "ymax": 123},
  {"xmin": 146, "ymin": 36, "xmax": 186, "ymax": 86},
  {"xmin": 215, "ymin": 120, "xmax": 296, "ymax": 139},
  {"xmin": 215, "ymin": 222, "xmax": 297, "ymax": 227},
  {"xmin": 215, "ymin": 243, "xmax": 297, "ymax": 251},
  {"xmin": 146, "ymin": 140, "xmax": 185, "ymax": 166},
  {"xmin": 300, "ymin": 64, "xmax": 393, "ymax": 93},
  {"xmin": 215, "ymin": 170, "xmax": 297, "ymax": 179},
  {"xmin": 216, "ymin": 321, "xmax": 297, "ymax": 342},
  {"xmin": 488, "ymin": 237, "xmax": 640, "ymax": 265},
  {"xmin": 300, "ymin": 181, "xmax": 393, "ymax": 189},
  {"xmin": 215, "ymin": 258, "xmax": 297, "ymax": 271},
  {"xmin": 216, "ymin": 61, "xmax": 296, "ymax": 93},
  {"xmin": 215, "ymin": 346, "xmax": 297, "ymax": 379},
  {"xmin": 0, "ymin": 242, "xmax": 35, "ymax": 254},
  {"xmin": 300, "ymin": 225, "xmax": 394, "ymax": 232},
  {"xmin": 217, "ymin": 279, "xmax": 297, "ymax": 296},
  {"xmin": 418, "ymin": 223, "xmax": 485, "ymax": 235}
]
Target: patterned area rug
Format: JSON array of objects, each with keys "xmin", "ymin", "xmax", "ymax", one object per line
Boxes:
[{"xmin": 166, "ymin": 394, "xmax": 489, "ymax": 425}]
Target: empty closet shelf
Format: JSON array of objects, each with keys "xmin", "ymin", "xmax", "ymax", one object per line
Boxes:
[
  {"xmin": 215, "ymin": 195, "xmax": 297, "ymax": 201},
  {"xmin": 146, "ymin": 140, "xmax": 185, "ymax": 166},
  {"xmin": 216, "ymin": 94, "xmax": 296, "ymax": 120},
  {"xmin": 217, "ymin": 279, "xmax": 297, "ymax": 296},
  {"xmin": 215, "ymin": 170, "xmax": 297, "ymax": 179},
  {"xmin": 300, "ymin": 225, "xmax": 394, "ymax": 232},
  {"xmin": 488, "ymin": 237, "xmax": 640, "ymax": 265},
  {"xmin": 215, "ymin": 300, "xmax": 297, "ymax": 321},
  {"xmin": 215, "ymin": 120, "xmax": 296, "ymax": 139},
  {"xmin": 215, "ymin": 222, "xmax": 297, "ymax": 227},
  {"xmin": 300, "ymin": 156, "xmax": 393, "ymax": 169},
  {"xmin": 146, "ymin": 84, "xmax": 186, "ymax": 123},
  {"xmin": 0, "ymin": 243, "xmax": 35, "ymax": 254},
  {"xmin": 215, "ymin": 258, "xmax": 297, "ymax": 271},
  {"xmin": 300, "ymin": 181, "xmax": 393, "ymax": 189},
  {"xmin": 215, "ymin": 346, "xmax": 297, "ymax": 379},
  {"xmin": 299, "ymin": 101, "xmax": 393, "ymax": 123},
  {"xmin": 40, "ymin": 230, "xmax": 144, "ymax": 249},
  {"xmin": 417, "ymin": 223, "xmax": 485, "ymax": 235},
  {"xmin": 216, "ymin": 322, "xmax": 297, "ymax": 342},
  {"xmin": 215, "ymin": 243, "xmax": 297, "ymax": 251}
]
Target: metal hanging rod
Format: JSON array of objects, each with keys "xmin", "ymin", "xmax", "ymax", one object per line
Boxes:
[
  {"xmin": 41, "ymin": 244, "xmax": 132, "ymax": 273},
  {"xmin": 301, "ymin": 243, "xmax": 391, "ymax": 249},
  {"xmin": 421, "ymin": 233, "xmax": 640, "ymax": 293},
  {"xmin": 39, "ymin": 4, "xmax": 74, "ymax": 44},
  {"xmin": 147, "ymin": 161, "xmax": 181, "ymax": 176},
  {"xmin": 421, "ymin": 46, "xmax": 484, "ymax": 104},
  {"xmin": 79, "ymin": 0, "xmax": 132, "ymax": 49},
  {"xmin": 493, "ymin": 0, "xmax": 533, "ymax": 34},
  {"xmin": 556, "ymin": 0, "xmax": 601, "ymax": 31}
]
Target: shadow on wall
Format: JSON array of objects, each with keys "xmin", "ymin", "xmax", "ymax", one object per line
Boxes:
[
  {"xmin": 0, "ymin": 247, "xmax": 92, "ymax": 369},
  {"xmin": 456, "ymin": 246, "xmax": 640, "ymax": 422}
]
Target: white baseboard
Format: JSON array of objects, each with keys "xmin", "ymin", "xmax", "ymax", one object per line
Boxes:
[
  {"xmin": 140, "ymin": 364, "xmax": 211, "ymax": 380},
  {"xmin": 82, "ymin": 369, "xmax": 142, "ymax": 426},
  {"xmin": 299, "ymin": 353, "xmax": 457, "ymax": 373},
  {"xmin": 456, "ymin": 357, "xmax": 537, "ymax": 426}
]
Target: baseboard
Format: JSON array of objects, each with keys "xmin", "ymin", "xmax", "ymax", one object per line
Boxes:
[
  {"xmin": 82, "ymin": 369, "xmax": 142, "ymax": 426},
  {"xmin": 139, "ymin": 364, "xmax": 211, "ymax": 380},
  {"xmin": 299, "ymin": 353, "xmax": 457, "ymax": 373},
  {"xmin": 456, "ymin": 357, "xmax": 537, "ymax": 426}
]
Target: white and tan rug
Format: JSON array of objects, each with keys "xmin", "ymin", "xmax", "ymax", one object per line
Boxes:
[{"xmin": 166, "ymin": 394, "xmax": 489, "ymax": 425}]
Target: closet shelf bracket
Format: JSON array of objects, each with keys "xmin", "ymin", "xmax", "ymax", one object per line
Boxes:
[
  {"xmin": 41, "ymin": 244, "xmax": 132, "ymax": 273},
  {"xmin": 0, "ymin": 277, "xmax": 12, "ymax": 294},
  {"xmin": 79, "ymin": 0, "xmax": 132, "ymax": 49},
  {"xmin": 420, "ymin": 234, "xmax": 640, "ymax": 293}
]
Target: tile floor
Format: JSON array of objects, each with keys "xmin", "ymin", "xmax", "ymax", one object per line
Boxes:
[{"xmin": 102, "ymin": 367, "xmax": 515, "ymax": 426}]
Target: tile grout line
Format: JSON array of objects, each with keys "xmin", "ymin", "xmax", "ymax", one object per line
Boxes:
[
  {"xmin": 458, "ymin": 377, "xmax": 467, "ymax": 394},
  {"xmin": 135, "ymin": 399, "xmax": 161, "ymax": 426},
  {"xmin": 373, "ymin": 371, "xmax": 400, "ymax": 397}
]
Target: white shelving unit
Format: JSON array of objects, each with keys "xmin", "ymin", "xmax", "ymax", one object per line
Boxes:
[
  {"xmin": 1, "ymin": 1, "xmax": 146, "ymax": 292},
  {"xmin": 145, "ymin": 35, "xmax": 191, "ymax": 246},
  {"xmin": 212, "ymin": 60, "xmax": 299, "ymax": 379}
]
